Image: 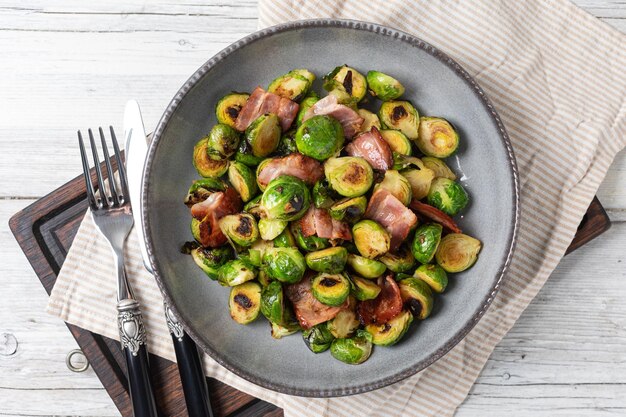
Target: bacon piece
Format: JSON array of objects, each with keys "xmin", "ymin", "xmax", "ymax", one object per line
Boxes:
[
  {"xmin": 410, "ymin": 199, "xmax": 462, "ymax": 233},
  {"xmin": 345, "ymin": 127, "xmax": 393, "ymax": 170},
  {"xmin": 330, "ymin": 217, "xmax": 352, "ymax": 241},
  {"xmin": 234, "ymin": 87, "xmax": 265, "ymax": 131},
  {"xmin": 277, "ymin": 97, "xmax": 299, "ymax": 131},
  {"xmin": 256, "ymin": 153, "xmax": 323, "ymax": 190},
  {"xmin": 365, "ymin": 189, "xmax": 417, "ymax": 251},
  {"xmin": 190, "ymin": 187, "xmax": 242, "ymax": 247},
  {"xmin": 298, "ymin": 206, "xmax": 352, "ymax": 241},
  {"xmin": 298, "ymin": 206, "xmax": 317, "ymax": 237},
  {"xmin": 286, "ymin": 275, "xmax": 348, "ymax": 329},
  {"xmin": 314, "ymin": 208, "xmax": 334, "ymax": 239},
  {"xmin": 302, "ymin": 95, "xmax": 364, "ymax": 138},
  {"xmin": 234, "ymin": 86, "xmax": 299, "ymax": 132},
  {"xmin": 357, "ymin": 275, "xmax": 403, "ymax": 325}
]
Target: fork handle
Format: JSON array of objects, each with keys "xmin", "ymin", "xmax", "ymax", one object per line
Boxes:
[{"xmin": 118, "ymin": 299, "xmax": 160, "ymax": 417}]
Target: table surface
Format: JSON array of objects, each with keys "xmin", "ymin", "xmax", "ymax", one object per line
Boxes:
[{"xmin": 1, "ymin": 1, "xmax": 625, "ymax": 416}]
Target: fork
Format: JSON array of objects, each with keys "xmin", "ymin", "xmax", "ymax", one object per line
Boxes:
[{"xmin": 78, "ymin": 127, "xmax": 159, "ymax": 417}]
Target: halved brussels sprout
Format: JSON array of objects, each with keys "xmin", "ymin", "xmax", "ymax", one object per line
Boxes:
[
  {"xmin": 245, "ymin": 113, "xmax": 281, "ymax": 158},
  {"xmin": 327, "ymin": 88, "xmax": 357, "ymax": 107},
  {"xmin": 367, "ymin": 71, "xmax": 405, "ymax": 101},
  {"xmin": 327, "ymin": 308, "xmax": 360, "ymax": 338},
  {"xmin": 414, "ymin": 264, "xmax": 448, "ymax": 293},
  {"xmin": 435, "ymin": 233, "xmax": 482, "ymax": 273},
  {"xmin": 207, "ymin": 123, "xmax": 240, "ymax": 160},
  {"xmin": 305, "ymin": 246, "xmax": 348, "ymax": 273},
  {"xmin": 324, "ymin": 157, "xmax": 374, "ymax": 198},
  {"xmin": 303, "ymin": 323, "xmax": 335, "ymax": 353},
  {"xmin": 270, "ymin": 308, "xmax": 300, "ymax": 338},
  {"xmin": 249, "ymin": 239, "xmax": 274, "ymax": 262},
  {"xmin": 353, "ymin": 220, "xmax": 391, "ymax": 259},
  {"xmin": 216, "ymin": 92, "xmax": 249, "ymax": 128},
  {"xmin": 365, "ymin": 309, "xmax": 413, "ymax": 346},
  {"xmin": 193, "ymin": 137, "xmax": 229, "ymax": 177},
  {"xmin": 242, "ymin": 249, "xmax": 262, "ymax": 267},
  {"xmin": 261, "ymin": 175, "xmax": 311, "ymax": 221},
  {"xmin": 260, "ymin": 281, "xmax": 284, "ymax": 324},
  {"xmin": 398, "ymin": 277, "xmax": 434, "ymax": 319},
  {"xmin": 258, "ymin": 218, "xmax": 287, "ymax": 241},
  {"xmin": 273, "ymin": 227, "xmax": 297, "ymax": 248},
  {"xmin": 374, "ymin": 170, "xmax": 412, "ymax": 206},
  {"xmin": 190, "ymin": 218, "xmax": 202, "ymax": 243},
  {"xmin": 228, "ymin": 161, "xmax": 258, "ymax": 203},
  {"xmin": 357, "ymin": 109, "xmax": 382, "ymax": 133},
  {"xmin": 184, "ymin": 178, "xmax": 227, "ymax": 206},
  {"xmin": 268, "ymin": 70, "xmax": 311, "ymax": 101},
  {"xmin": 218, "ymin": 259, "xmax": 257, "ymax": 287},
  {"xmin": 263, "ymin": 247, "xmax": 306, "ymax": 284},
  {"xmin": 379, "ymin": 245, "xmax": 416, "ymax": 273},
  {"xmin": 235, "ymin": 139, "xmax": 265, "ymax": 167},
  {"xmin": 416, "ymin": 117, "xmax": 459, "ymax": 158},
  {"xmin": 290, "ymin": 222, "xmax": 330, "ymax": 252},
  {"xmin": 411, "ymin": 223, "xmax": 443, "ymax": 264},
  {"xmin": 421, "ymin": 156, "xmax": 457, "ymax": 180},
  {"xmin": 243, "ymin": 194, "xmax": 262, "ymax": 215},
  {"xmin": 229, "ymin": 281, "xmax": 262, "ymax": 324},
  {"xmin": 312, "ymin": 179, "xmax": 337, "ymax": 209},
  {"xmin": 378, "ymin": 101, "xmax": 419, "ymax": 140},
  {"xmin": 255, "ymin": 159, "xmax": 272, "ymax": 192},
  {"xmin": 329, "ymin": 196, "xmax": 367, "ymax": 224},
  {"xmin": 403, "ymin": 167, "xmax": 436, "ymax": 201},
  {"xmin": 257, "ymin": 269, "xmax": 272, "ymax": 287},
  {"xmin": 346, "ymin": 254, "xmax": 387, "ymax": 278},
  {"xmin": 191, "ymin": 246, "xmax": 233, "ymax": 280},
  {"xmin": 323, "ymin": 65, "xmax": 367, "ymax": 102},
  {"xmin": 311, "ymin": 273, "xmax": 351, "ymax": 306},
  {"xmin": 330, "ymin": 330, "xmax": 373, "ymax": 365},
  {"xmin": 219, "ymin": 213, "xmax": 259, "ymax": 247},
  {"xmin": 351, "ymin": 275, "xmax": 382, "ymax": 301},
  {"xmin": 275, "ymin": 129, "xmax": 298, "ymax": 156},
  {"xmin": 427, "ymin": 177, "xmax": 469, "ymax": 216},
  {"xmin": 379, "ymin": 129, "xmax": 412, "ymax": 155},
  {"xmin": 295, "ymin": 115, "xmax": 345, "ymax": 161},
  {"xmin": 296, "ymin": 95, "xmax": 319, "ymax": 127},
  {"xmin": 291, "ymin": 68, "xmax": 316, "ymax": 84},
  {"xmin": 392, "ymin": 154, "xmax": 425, "ymax": 171}
]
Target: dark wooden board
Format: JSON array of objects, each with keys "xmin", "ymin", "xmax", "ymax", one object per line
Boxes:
[{"xmin": 8, "ymin": 167, "xmax": 610, "ymax": 417}]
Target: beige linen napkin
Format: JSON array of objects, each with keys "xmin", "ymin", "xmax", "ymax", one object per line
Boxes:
[{"xmin": 48, "ymin": 1, "xmax": 626, "ymax": 416}]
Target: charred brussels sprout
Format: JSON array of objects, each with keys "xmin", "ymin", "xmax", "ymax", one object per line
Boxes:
[
  {"xmin": 261, "ymin": 175, "xmax": 311, "ymax": 221},
  {"xmin": 218, "ymin": 259, "xmax": 257, "ymax": 286},
  {"xmin": 357, "ymin": 109, "xmax": 382, "ymax": 133},
  {"xmin": 303, "ymin": 324, "xmax": 335, "ymax": 353},
  {"xmin": 184, "ymin": 178, "xmax": 227, "ymax": 206},
  {"xmin": 219, "ymin": 213, "xmax": 259, "ymax": 247},
  {"xmin": 245, "ymin": 113, "xmax": 281, "ymax": 157},
  {"xmin": 193, "ymin": 137, "xmax": 229, "ymax": 177},
  {"xmin": 398, "ymin": 277, "xmax": 434, "ymax": 319},
  {"xmin": 312, "ymin": 179, "xmax": 337, "ymax": 209},
  {"xmin": 435, "ymin": 233, "xmax": 482, "ymax": 273},
  {"xmin": 380, "ymin": 129, "xmax": 412, "ymax": 155},
  {"xmin": 268, "ymin": 70, "xmax": 311, "ymax": 101},
  {"xmin": 235, "ymin": 139, "xmax": 265, "ymax": 167},
  {"xmin": 324, "ymin": 157, "xmax": 374, "ymax": 198},
  {"xmin": 374, "ymin": 170, "xmax": 412, "ymax": 206},
  {"xmin": 414, "ymin": 264, "xmax": 448, "ymax": 293},
  {"xmin": 305, "ymin": 246, "xmax": 348, "ymax": 273},
  {"xmin": 329, "ymin": 196, "xmax": 367, "ymax": 224},
  {"xmin": 207, "ymin": 124, "xmax": 240, "ymax": 160},
  {"xmin": 367, "ymin": 71, "xmax": 405, "ymax": 101},
  {"xmin": 296, "ymin": 95, "xmax": 319, "ymax": 127},
  {"xmin": 260, "ymin": 281, "xmax": 284, "ymax": 324},
  {"xmin": 258, "ymin": 218, "xmax": 287, "ymax": 241},
  {"xmin": 295, "ymin": 115, "xmax": 345, "ymax": 161},
  {"xmin": 328, "ymin": 308, "xmax": 360, "ymax": 338},
  {"xmin": 290, "ymin": 222, "xmax": 330, "ymax": 252},
  {"xmin": 243, "ymin": 194, "xmax": 262, "ymax": 214},
  {"xmin": 311, "ymin": 273, "xmax": 351, "ymax": 306},
  {"xmin": 273, "ymin": 227, "xmax": 297, "ymax": 248},
  {"xmin": 353, "ymin": 220, "xmax": 391, "ymax": 259},
  {"xmin": 323, "ymin": 65, "xmax": 368, "ymax": 102},
  {"xmin": 191, "ymin": 246, "xmax": 233, "ymax": 280},
  {"xmin": 275, "ymin": 130, "xmax": 298, "ymax": 156},
  {"xmin": 228, "ymin": 161, "xmax": 258, "ymax": 203},
  {"xmin": 379, "ymin": 245, "xmax": 416, "ymax": 273},
  {"xmin": 330, "ymin": 330, "xmax": 373, "ymax": 365},
  {"xmin": 263, "ymin": 247, "xmax": 306, "ymax": 284},
  {"xmin": 229, "ymin": 281, "xmax": 262, "ymax": 324},
  {"xmin": 190, "ymin": 218, "xmax": 202, "ymax": 242},
  {"xmin": 346, "ymin": 254, "xmax": 387, "ymax": 278},
  {"xmin": 378, "ymin": 101, "xmax": 419, "ymax": 140},
  {"xmin": 403, "ymin": 167, "xmax": 436, "ymax": 201},
  {"xmin": 351, "ymin": 275, "xmax": 382, "ymax": 301},
  {"xmin": 411, "ymin": 223, "xmax": 443, "ymax": 264},
  {"xmin": 427, "ymin": 177, "xmax": 469, "ymax": 216},
  {"xmin": 365, "ymin": 310, "xmax": 413, "ymax": 346},
  {"xmin": 216, "ymin": 92, "xmax": 249, "ymax": 128},
  {"xmin": 416, "ymin": 117, "xmax": 459, "ymax": 158},
  {"xmin": 422, "ymin": 156, "xmax": 457, "ymax": 180}
]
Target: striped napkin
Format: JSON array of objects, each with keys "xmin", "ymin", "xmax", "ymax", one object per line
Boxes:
[{"xmin": 48, "ymin": 1, "xmax": 626, "ymax": 416}]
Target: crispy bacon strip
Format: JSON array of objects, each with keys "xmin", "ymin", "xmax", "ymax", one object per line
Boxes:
[
  {"xmin": 190, "ymin": 187, "xmax": 242, "ymax": 247},
  {"xmin": 357, "ymin": 275, "xmax": 403, "ymax": 325},
  {"xmin": 256, "ymin": 153, "xmax": 323, "ymax": 190},
  {"xmin": 365, "ymin": 189, "xmax": 418, "ymax": 251},
  {"xmin": 286, "ymin": 276, "xmax": 348, "ymax": 329},
  {"xmin": 345, "ymin": 127, "xmax": 393, "ymax": 170},
  {"xmin": 409, "ymin": 199, "xmax": 462, "ymax": 233},
  {"xmin": 302, "ymin": 94, "xmax": 364, "ymax": 138},
  {"xmin": 234, "ymin": 86, "xmax": 299, "ymax": 132}
]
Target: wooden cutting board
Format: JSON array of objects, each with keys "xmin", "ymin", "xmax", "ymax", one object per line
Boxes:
[{"xmin": 9, "ymin": 167, "xmax": 610, "ymax": 417}]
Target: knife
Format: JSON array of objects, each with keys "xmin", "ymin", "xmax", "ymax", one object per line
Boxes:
[{"xmin": 124, "ymin": 100, "xmax": 214, "ymax": 417}]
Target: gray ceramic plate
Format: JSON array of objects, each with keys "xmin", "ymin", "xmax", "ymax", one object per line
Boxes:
[{"xmin": 143, "ymin": 19, "xmax": 519, "ymax": 397}]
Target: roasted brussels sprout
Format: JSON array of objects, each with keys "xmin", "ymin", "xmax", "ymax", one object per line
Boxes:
[
  {"xmin": 263, "ymin": 247, "xmax": 306, "ymax": 284},
  {"xmin": 191, "ymin": 246, "xmax": 233, "ymax": 280},
  {"xmin": 392, "ymin": 154, "xmax": 425, "ymax": 171},
  {"xmin": 235, "ymin": 139, "xmax": 265, "ymax": 167},
  {"xmin": 312, "ymin": 179, "xmax": 337, "ymax": 209},
  {"xmin": 296, "ymin": 95, "xmax": 319, "ymax": 127},
  {"xmin": 258, "ymin": 218, "xmax": 287, "ymax": 241},
  {"xmin": 311, "ymin": 273, "xmax": 351, "ymax": 306},
  {"xmin": 303, "ymin": 323, "xmax": 335, "ymax": 353},
  {"xmin": 229, "ymin": 281, "xmax": 262, "ymax": 324},
  {"xmin": 435, "ymin": 233, "xmax": 482, "ymax": 273},
  {"xmin": 328, "ymin": 196, "xmax": 367, "ymax": 224},
  {"xmin": 295, "ymin": 115, "xmax": 345, "ymax": 161},
  {"xmin": 328, "ymin": 308, "xmax": 360, "ymax": 338},
  {"xmin": 346, "ymin": 254, "xmax": 387, "ymax": 278},
  {"xmin": 398, "ymin": 277, "xmax": 434, "ymax": 319},
  {"xmin": 270, "ymin": 308, "xmax": 300, "ymax": 338},
  {"xmin": 273, "ymin": 227, "xmax": 297, "ymax": 248},
  {"xmin": 414, "ymin": 264, "xmax": 448, "ymax": 293},
  {"xmin": 206, "ymin": 124, "xmax": 241, "ymax": 160},
  {"xmin": 374, "ymin": 170, "xmax": 412, "ymax": 206},
  {"xmin": 190, "ymin": 218, "xmax": 202, "ymax": 242},
  {"xmin": 228, "ymin": 161, "xmax": 258, "ymax": 203},
  {"xmin": 243, "ymin": 194, "xmax": 262, "ymax": 214},
  {"xmin": 427, "ymin": 177, "xmax": 469, "ymax": 216},
  {"xmin": 218, "ymin": 259, "xmax": 257, "ymax": 287},
  {"xmin": 353, "ymin": 220, "xmax": 391, "ymax": 259},
  {"xmin": 411, "ymin": 223, "xmax": 443, "ymax": 264},
  {"xmin": 330, "ymin": 330, "xmax": 373, "ymax": 365},
  {"xmin": 305, "ymin": 246, "xmax": 348, "ymax": 273},
  {"xmin": 324, "ymin": 157, "xmax": 374, "ymax": 198},
  {"xmin": 193, "ymin": 137, "xmax": 229, "ymax": 177},
  {"xmin": 260, "ymin": 281, "xmax": 284, "ymax": 324},
  {"xmin": 219, "ymin": 213, "xmax": 259, "ymax": 247},
  {"xmin": 261, "ymin": 175, "xmax": 311, "ymax": 221},
  {"xmin": 257, "ymin": 269, "xmax": 272, "ymax": 287},
  {"xmin": 421, "ymin": 156, "xmax": 457, "ymax": 180},
  {"xmin": 268, "ymin": 70, "xmax": 311, "ymax": 101},
  {"xmin": 184, "ymin": 177, "xmax": 227, "ymax": 206},
  {"xmin": 357, "ymin": 109, "xmax": 382, "ymax": 133},
  {"xmin": 403, "ymin": 167, "xmax": 435, "ymax": 201},
  {"xmin": 249, "ymin": 239, "xmax": 273, "ymax": 261},
  {"xmin": 327, "ymin": 88, "xmax": 357, "ymax": 107},
  {"xmin": 290, "ymin": 222, "xmax": 330, "ymax": 252},
  {"xmin": 367, "ymin": 71, "xmax": 405, "ymax": 101},
  {"xmin": 416, "ymin": 117, "xmax": 459, "ymax": 158},
  {"xmin": 291, "ymin": 68, "xmax": 316, "ymax": 84},
  {"xmin": 378, "ymin": 101, "xmax": 419, "ymax": 140},
  {"xmin": 275, "ymin": 130, "xmax": 298, "ymax": 156},
  {"xmin": 323, "ymin": 65, "xmax": 368, "ymax": 102},
  {"xmin": 245, "ymin": 113, "xmax": 281, "ymax": 157},
  {"xmin": 216, "ymin": 92, "xmax": 249, "ymax": 128},
  {"xmin": 365, "ymin": 309, "xmax": 413, "ymax": 345},
  {"xmin": 379, "ymin": 245, "xmax": 416, "ymax": 273},
  {"xmin": 351, "ymin": 275, "xmax": 381, "ymax": 301},
  {"xmin": 379, "ymin": 129, "xmax": 412, "ymax": 155}
]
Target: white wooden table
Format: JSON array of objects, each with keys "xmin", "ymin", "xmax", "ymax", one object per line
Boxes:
[{"xmin": 0, "ymin": 1, "xmax": 624, "ymax": 415}]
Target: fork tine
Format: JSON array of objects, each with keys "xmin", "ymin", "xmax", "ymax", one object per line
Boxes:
[
  {"xmin": 78, "ymin": 131, "xmax": 97, "ymax": 208},
  {"xmin": 110, "ymin": 126, "xmax": 130, "ymax": 203},
  {"xmin": 99, "ymin": 127, "xmax": 120, "ymax": 206},
  {"xmin": 88, "ymin": 128, "xmax": 109, "ymax": 208}
]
